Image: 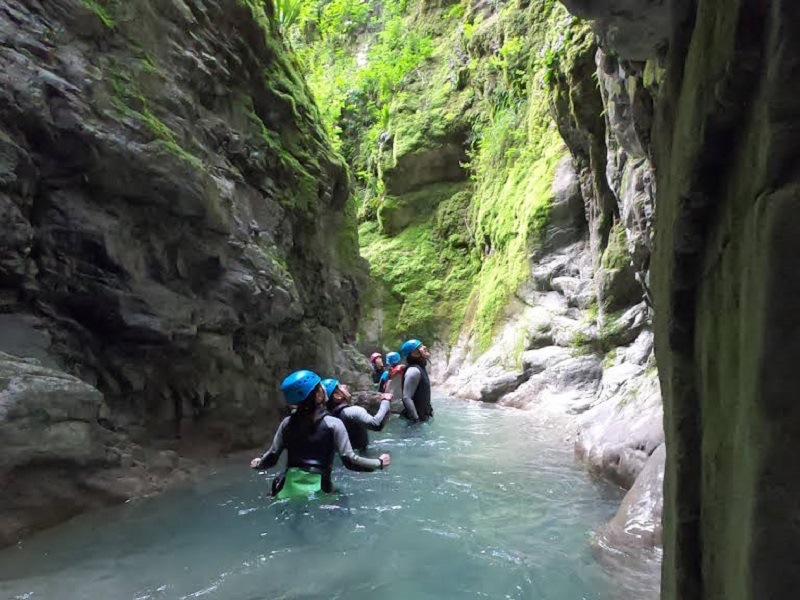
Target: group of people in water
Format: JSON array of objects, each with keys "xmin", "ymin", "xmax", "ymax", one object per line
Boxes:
[{"xmin": 249, "ymin": 338, "xmax": 433, "ymax": 498}]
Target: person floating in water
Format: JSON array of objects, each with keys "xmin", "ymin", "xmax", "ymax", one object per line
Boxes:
[
  {"xmin": 322, "ymin": 378, "xmax": 391, "ymax": 452},
  {"xmin": 250, "ymin": 370, "xmax": 390, "ymax": 498},
  {"xmin": 400, "ymin": 339, "xmax": 434, "ymax": 423},
  {"xmin": 381, "ymin": 352, "xmax": 404, "ymax": 401},
  {"xmin": 369, "ymin": 352, "xmax": 386, "ymax": 390}
]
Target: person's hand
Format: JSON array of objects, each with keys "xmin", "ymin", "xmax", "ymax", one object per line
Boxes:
[
  {"xmin": 250, "ymin": 457, "xmax": 262, "ymax": 469},
  {"xmin": 381, "ymin": 393, "xmax": 392, "ymax": 401},
  {"xmin": 379, "ymin": 453, "xmax": 391, "ymax": 468}
]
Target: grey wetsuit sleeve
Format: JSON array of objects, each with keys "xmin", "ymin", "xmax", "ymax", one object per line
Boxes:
[
  {"xmin": 256, "ymin": 416, "xmax": 289, "ymax": 469},
  {"xmin": 324, "ymin": 416, "xmax": 382, "ymax": 471},
  {"xmin": 402, "ymin": 366, "xmax": 421, "ymax": 421},
  {"xmin": 343, "ymin": 401, "xmax": 391, "ymax": 431}
]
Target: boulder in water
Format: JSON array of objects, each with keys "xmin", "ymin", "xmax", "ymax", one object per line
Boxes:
[{"xmin": 596, "ymin": 443, "xmax": 665, "ymax": 550}]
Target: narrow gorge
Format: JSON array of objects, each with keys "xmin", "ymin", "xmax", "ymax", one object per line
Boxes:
[{"xmin": 1, "ymin": 0, "xmax": 799, "ymax": 599}]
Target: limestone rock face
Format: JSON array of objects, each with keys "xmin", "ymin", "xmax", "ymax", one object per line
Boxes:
[
  {"xmin": 652, "ymin": 2, "xmax": 800, "ymax": 597},
  {"xmin": 0, "ymin": 0, "xmax": 362, "ymax": 439},
  {"xmin": 559, "ymin": 0, "xmax": 669, "ymax": 60},
  {"xmin": 575, "ymin": 364, "xmax": 663, "ymax": 488},
  {"xmin": 383, "ymin": 141, "xmax": 468, "ymax": 196},
  {"xmin": 0, "ymin": 352, "xmax": 193, "ymax": 546},
  {"xmin": 541, "ymin": 157, "xmax": 587, "ymax": 252},
  {"xmin": 569, "ymin": 0, "xmax": 800, "ymax": 598},
  {"xmin": 0, "ymin": 0, "xmax": 364, "ymax": 543},
  {"xmin": 592, "ymin": 444, "xmax": 664, "ymax": 600},
  {"xmin": 0, "ymin": 352, "xmax": 108, "ymax": 473}
]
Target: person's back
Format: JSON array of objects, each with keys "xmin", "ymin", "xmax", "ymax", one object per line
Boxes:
[
  {"xmin": 323, "ymin": 379, "xmax": 391, "ymax": 452},
  {"xmin": 403, "ymin": 363, "xmax": 433, "ymax": 422},
  {"xmin": 250, "ymin": 370, "xmax": 390, "ymax": 498},
  {"xmin": 281, "ymin": 411, "xmax": 336, "ymax": 489}
]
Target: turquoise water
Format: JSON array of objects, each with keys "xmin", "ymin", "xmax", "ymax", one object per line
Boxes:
[{"xmin": 0, "ymin": 397, "xmax": 657, "ymax": 600}]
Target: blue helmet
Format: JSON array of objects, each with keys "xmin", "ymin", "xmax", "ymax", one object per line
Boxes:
[
  {"xmin": 386, "ymin": 352, "xmax": 401, "ymax": 366},
  {"xmin": 281, "ymin": 370, "xmax": 322, "ymax": 405},
  {"xmin": 321, "ymin": 378, "xmax": 340, "ymax": 398},
  {"xmin": 400, "ymin": 339, "xmax": 423, "ymax": 359}
]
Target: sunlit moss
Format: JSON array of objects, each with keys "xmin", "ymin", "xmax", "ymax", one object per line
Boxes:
[{"xmin": 296, "ymin": 0, "xmax": 578, "ymax": 351}]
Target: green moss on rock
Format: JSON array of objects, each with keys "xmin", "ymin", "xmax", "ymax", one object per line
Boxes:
[
  {"xmin": 82, "ymin": 0, "xmax": 116, "ymax": 28},
  {"xmin": 294, "ymin": 0, "xmax": 575, "ymax": 350}
]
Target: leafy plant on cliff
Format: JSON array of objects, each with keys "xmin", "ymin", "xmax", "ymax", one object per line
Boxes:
[
  {"xmin": 273, "ymin": 0, "xmax": 310, "ymax": 31},
  {"xmin": 293, "ymin": 0, "xmax": 577, "ymax": 351}
]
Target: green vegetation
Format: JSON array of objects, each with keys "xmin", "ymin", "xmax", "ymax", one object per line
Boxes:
[
  {"xmin": 359, "ymin": 182, "xmax": 480, "ymax": 346},
  {"xmin": 286, "ymin": 0, "xmax": 585, "ymax": 351},
  {"xmin": 83, "ymin": 0, "xmax": 116, "ymax": 28},
  {"xmin": 109, "ymin": 71, "xmax": 203, "ymax": 168},
  {"xmin": 602, "ymin": 220, "xmax": 631, "ymax": 270},
  {"xmin": 274, "ymin": 0, "xmax": 310, "ymax": 31},
  {"xmin": 603, "ymin": 348, "xmax": 618, "ymax": 368}
]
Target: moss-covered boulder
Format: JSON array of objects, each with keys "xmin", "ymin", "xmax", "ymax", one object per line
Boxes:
[{"xmin": 383, "ymin": 139, "xmax": 469, "ymax": 196}]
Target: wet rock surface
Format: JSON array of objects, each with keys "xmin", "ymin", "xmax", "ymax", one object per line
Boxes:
[
  {"xmin": 434, "ymin": 237, "xmax": 661, "ymax": 502},
  {"xmin": 567, "ymin": 0, "xmax": 800, "ymax": 597},
  {"xmin": 0, "ymin": 352, "xmax": 195, "ymax": 546},
  {"xmin": 598, "ymin": 443, "xmax": 665, "ymax": 550},
  {"xmin": 0, "ymin": 0, "xmax": 364, "ymax": 544},
  {"xmin": 559, "ymin": 0, "xmax": 669, "ymax": 60},
  {"xmin": 433, "ymin": 68, "xmax": 664, "ymax": 570}
]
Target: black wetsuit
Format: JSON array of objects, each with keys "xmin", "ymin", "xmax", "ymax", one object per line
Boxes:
[
  {"xmin": 402, "ymin": 362, "xmax": 433, "ymax": 422},
  {"xmin": 372, "ymin": 364, "xmax": 386, "ymax": 387},
  {"xmin": 330, "ymin": 399, "xmax": 391, "ymax": 451},
  {"xmin": 255, "ymin": 409, "xmax": 382, "ymax": 492}
]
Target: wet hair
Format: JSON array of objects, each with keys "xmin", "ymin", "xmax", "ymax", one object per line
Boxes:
[{"xmin": 407, "ymin": 353, "xmax": 427, "ymax": 368}]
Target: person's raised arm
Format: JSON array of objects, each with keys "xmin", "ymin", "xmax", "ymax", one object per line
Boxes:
[
  {"xmin": 326, "ymin": 416, "xmax": 389, "ymax": 471},
  {"xmin": 343, "ymin": 397, "xmax": 391, "ymax": 431}
]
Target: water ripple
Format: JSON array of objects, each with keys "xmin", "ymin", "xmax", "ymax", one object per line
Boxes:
[{"xmin": 0, "ymin": 397, "xmax": 658, "ymax": 600}]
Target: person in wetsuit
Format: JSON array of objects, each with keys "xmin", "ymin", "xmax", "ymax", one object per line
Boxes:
[
  {"xmin": 381, "ymin": 352, "xmax": 404, "ymax": 401},
  {"xmin": 400, "ymin": 339, "xmax": 434, "ymax": 423},
  {"xmin": 369, "ymin": 352, "xmax": 386, "ymax": 389},
  {"xmin": 249, "ymin": 370, "xmax": 390, "ymax": 498},
  {"xmin": 322, "ymin": 379, "xmax": 391, "ymax": 452}
]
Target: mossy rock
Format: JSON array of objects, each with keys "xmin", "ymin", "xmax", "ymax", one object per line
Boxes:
[
  {"xmin": 598, "ymin": 264, "xmax": 642, "ymax": 313},
  {"xmin": 383, "ymin": 141, "xmax": 469, "ymax": 196},
  {"xmin": 377, "ymin": 195, "xmax": 417, "ymax": 235},
  {"xmin": 435, "ymin": 189, "xmax": 473, "ymax": 248},
  {"xmin": 377, "ymin": 181, "xmax": 470, "ymax": 236}
]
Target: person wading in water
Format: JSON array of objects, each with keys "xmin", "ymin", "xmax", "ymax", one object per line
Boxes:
[
  {"xmin": 322, "ymin": 379, "xmax": 391, "ymax": 452},
  {"xmin": 369, "ymin": 352, "xmax": 386, "ymax": 390},
  {"xmin": 381, "ymin": 352, "xmax": 404, "ymax": 402},
  {"xmin": 399, "ymin": 339, "xmax": 434, "ymax": 423},
  {"xmin": 249, "ymin": 370, "xmax": 390, "ymax": 498}
]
